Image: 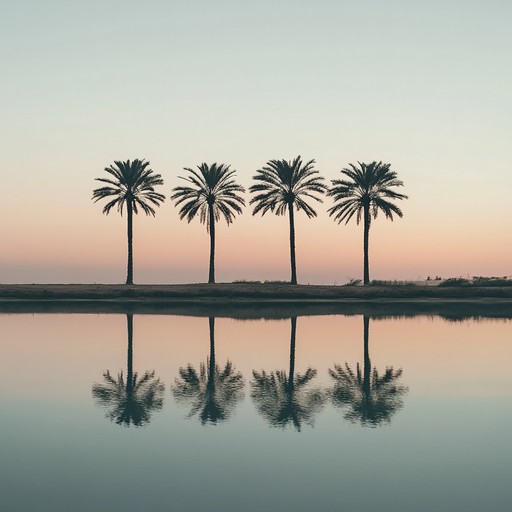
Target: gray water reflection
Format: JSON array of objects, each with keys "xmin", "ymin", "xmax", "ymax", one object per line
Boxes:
[
  {"xmin": 172, "ymin": 317, "xmax": 245, "ymax": 425},
  {"xmin": 329, "ymin": 315, "xmax": 408, "ymax": 427},
  {"xmin": 92, "ymin": 314, "xmax": 165, "ymax": 426},
  {"xmin": 1, "ymin": 312, "xmax": 511, "ymax": 512}
]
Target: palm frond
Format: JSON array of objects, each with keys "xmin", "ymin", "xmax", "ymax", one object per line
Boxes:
[
  {"xmin": 328, "ymin": 161, "xmax": 407, "ymax": 225},
  {"xmin": 251, "ymin": 367, "xmax": 326, "ymax": 431},
  {"xmin": 250, "ymin": 155, "xmax": 326, "ymax": 217},
  {"xmin": 170, "ymin": 163, "xmax": 245, "ymax": 231},
  {"xmin": 92, "ymin": 159, "xmax": 165, "ymax": 217},
  {"xmin": 329, "ymin": 362, "xmax": 408, "ymax": 427},
  {"xmin": 92, "ymin": 369, "xmax": 165, "ymax": 427},
  {"xmin": 172, "ymin": 358, "xmax": 245, "ymax": 425}
]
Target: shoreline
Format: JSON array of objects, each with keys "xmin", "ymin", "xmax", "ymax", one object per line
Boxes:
[
  {"xmin": 1, "ymin": 284, "xmax": 511, "ymax": 318},
  {"xmin": 1, "ymin": 283, "xmax": 512, "ymax": 299}
]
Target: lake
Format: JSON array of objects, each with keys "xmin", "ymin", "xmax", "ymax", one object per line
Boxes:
[{"xmin": 1, "ymin": 311, "xmax": 510, "ymax": 511}]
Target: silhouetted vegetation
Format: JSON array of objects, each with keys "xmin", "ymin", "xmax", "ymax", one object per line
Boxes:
[
  {"xmin": 172, "ymin": 317, "xmax": 244, "ymax": 424},
  {"xmin": 171, "ymin": 163, "xmax": 245, "ymax": 284},
  {"xmin": 328, "ymin": 161, "xmax": 407, "ymax": 286},
  {"xmin": 472, "ymin": 277, "xmax": 512, "ymax": 286},
  {"xmin": 2, "ymin": 283, "xmax": 512, "ymax": 318},
  {"xmin": 250, "ymin": 156, "xmax": 327, "ymax": 285},
  {"xmin": 251, "ymin": 317, "xmax": 325, "ymax": 430},
  {"xmin": 439, "ymin": 277, "xmax": 512, "ymax": 287},
  {"xmin": 84, "ymin": 156, "xmax": 512, "ymax": 292},
  {"xmin": 370, "ymin": 280, "xmax": 418, "ymax": 286},
  {"xmin": 92, "ymin": 159, "xmax": 165, "ymax": 285},
  {"xmin": 438, "ymin": 278, "xmax": 472, "ymax": 287},
  {"xmin": 344, "ymin": 278, "xmax": 363, "ymax": 286},
  {"xmin": 92, "ymin": 314, "xmax": 165, "ymax": 426},
  {"xmin": 329, "ymin": 316, "xmax": 407, "ymax": 426},
  {"xmin": 231, "ymin": 280, "xmax": 290, "ymax": 285}
]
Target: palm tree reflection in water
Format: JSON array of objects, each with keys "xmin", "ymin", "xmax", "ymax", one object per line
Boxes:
[
  {"xmin": 329, "ymin": 316, "xmax": 408, "ymax": 427},
  {"xmin": 172, "ymin": 317, "xmax": 245, "ymax": 425},
  {"xmin": 251, "ymin": 317, "xmax": 325, "ymax": 431},
  {"xmin": 92, "ymin": 314, "xmax": 165, "ymax": 427}
]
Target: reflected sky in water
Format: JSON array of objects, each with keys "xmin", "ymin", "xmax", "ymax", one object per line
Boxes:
[{"xmin": 0, "ymin": 313, "xmax": 511, "ymax": 512}]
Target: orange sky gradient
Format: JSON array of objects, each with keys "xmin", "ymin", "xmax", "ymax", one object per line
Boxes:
[
  {"xmin": 1, "ymin": 157, "xmax": 509, "ymax": 284},
  {"xmin": 1, "ymin": 1, "xmax": 510, "ymax": 284}
]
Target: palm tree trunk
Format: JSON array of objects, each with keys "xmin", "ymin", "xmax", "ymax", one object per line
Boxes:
[
  {"xmin": 363, "ymin": 204, "xmax": 370, "ymax": 285},
  {"xmin": 208, "ymin": 316, "xmax": 215, "ymax": 386},
  {"xmin": 288, "ymin": 317, "xmax": 297, "ymax": 390},
  {"xmin": 208, "ymin": 205, "xmax": 215, "ymax": 284},
  {"xmin": 126, "ymin": 314, "xmax": 134, "ymax": 395},
  {"xmin": 126, "ymin": 202, "xmax": 134, "ymax": 285},
  {"xmin": 363, "ymin": 315, "xmax": 370, "ymax": 399},
  {"xmin": 288, "ymin": 205, "xmax": 297, "ymax": 285}
]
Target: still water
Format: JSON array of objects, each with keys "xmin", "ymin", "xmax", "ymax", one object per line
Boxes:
[{"xmin": 0, "ymin": 312, "xmax": 510, "ymax": 512}]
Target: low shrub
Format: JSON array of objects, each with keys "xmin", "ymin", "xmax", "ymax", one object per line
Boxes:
[
  {"xmin": 438, "ymin": 278, "xmax": 472, "ymax": 287},
  {"xmin": 471, "ymin": 277, "xmax": 512, "ymax": 287},
  {"xmin": 344, "ymin": 278, "xmax": 362, "ymax": 286},
  {"xmin": 370, "ymin": 280, "xmax": 418, "ymax": 286},
  {"xmin": 439, "ymin": 276, "xmax": 512, "ymax": 287}
]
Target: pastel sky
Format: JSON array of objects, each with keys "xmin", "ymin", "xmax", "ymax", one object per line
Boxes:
[{"xmin": 1, "ymin": 0, "xmax": 510, "ymax": 284}]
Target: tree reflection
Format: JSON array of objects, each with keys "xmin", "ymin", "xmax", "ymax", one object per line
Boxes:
[
  {"xmin": 172, "ymin": 317, "xmax": 244, "ymax": 425},
  {"xmin": 92, "ymin": 314, "xmax": 165, "ymax": 427},
  {"xmin": 329, "ymin": 315, "xmax": 407, "ymax": 427},
  {"xmin": 251, "ymin": 317, "xmax": 325, "ymax": 431}
]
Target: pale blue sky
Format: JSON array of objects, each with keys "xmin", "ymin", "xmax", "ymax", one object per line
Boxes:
[{"xmin": 1, "ymin": 0, "xmax": 511, "ymax": 283}]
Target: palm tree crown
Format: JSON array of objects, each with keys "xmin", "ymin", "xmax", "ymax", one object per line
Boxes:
[
  {"xmin": 91, "ymin": 314, "xmax": 165, "ymax": 427},
  {"xmin": 172, "ymin": 318, "xmax": 245, "ymax": 425},
  {"xmin": 93, "ymin": 369, "xmax": 165, "ymax": 427},
  {"xmin": 250, "ymin": 156, "xmax": 326, "ymax": 217},
  {"xmin": 251, "ymin": 368, "xmax": 325, "ymax": 431},
  {"xmin": 173, "ymin": 360, "xmax": 245, "ymax": 425},
  {"xmin": 328, "ymin": 161, "xmax": 406, "ymax": 225},
  {"xmin": 327, "ymin": 161, "xmax": 407, "ymax": 285},
  {"xmin": 92, "ymin": 159, "xmax": 165, "ymax": 216},
  {"xmin": 251, "ymin": 318, "xmax": 325, "ymax": 431},
  {"xmin": 329, "ymin": 316, "xmax": 408, "ymax": 427},
  {"xmin": 249, "ymin": 156, "xmax": 326, "ymax": 284},
  {"xmin": 329, "ymin": 363, "xmax": 407, "ymax": 427},
  {"xmin": 171, "ymin": 163, "xmax": 245, "ymax": 283},
  {"xmin": 92, "ymin": 159, "xmax": 165, "ymax": 284}
]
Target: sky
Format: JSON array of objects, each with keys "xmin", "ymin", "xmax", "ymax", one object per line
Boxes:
[{"xmin": 0, "ymin": 0, "xmax": 511, "ymax": 284}]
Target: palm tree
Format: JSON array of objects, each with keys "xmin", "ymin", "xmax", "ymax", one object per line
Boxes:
[
  {"xmin": 171, "ymin": 163, "xmax": 245, "ymax": 284},
  {"xmin": 92, "ymin": 159, "xmax": 165, "ymax": 285},
  {"xmin": 251, "ymin": 317, "xmax": 325, "ymax": 431},
  {"xmin": 327, "ymin": 161, "xmax": 407, "ymax": 285},
  {"xmin": 92, "ymin": 314, "xmax": 165, "ymax": 427},
  {"xmin": 249, "ymin": 156, "xmax": 326, "ymax": 285},
  {"xmin": 172, "ymin": 317, "xmax": 245, "ymax": 425},
  {"xmin": 329, "ymin": 316, "xmax": 408, "ymax": 427}
]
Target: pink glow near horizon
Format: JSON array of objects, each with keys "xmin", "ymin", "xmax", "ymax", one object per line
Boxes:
[
  {"xmin": 1, "ymin": 2, "xmax": 510, "ymax": 284},
  {"xmin": 1, "ymin": 188, "xmax": 510, "ymax": 284}
]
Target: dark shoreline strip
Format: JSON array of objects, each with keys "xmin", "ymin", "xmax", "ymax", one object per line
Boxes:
[{"xmin": 1, "ymin": 298, "xmax": 511, "ymax": 320}]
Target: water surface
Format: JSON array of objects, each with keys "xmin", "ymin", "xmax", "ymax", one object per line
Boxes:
[{"xmin": 1, "ymin": 313, "xmax": 510, "ymax": 511}]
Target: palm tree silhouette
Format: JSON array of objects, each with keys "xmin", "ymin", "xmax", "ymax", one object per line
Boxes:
[
  {"xmin": 92, "ymin": 314, "xmax": 165, "ymax": 427},
  {"xmin": 170, "ymin": 163, "xmax": 245, "ymax": 284},
  {"xmin": 92, "ymin": 159, "xmax": 165, "ymax": 285},
  {"xmin": 249, "ymin": 156, "xmax": 326, "ymax": 284},
  {"xmin": 327, "ymin": 161, "xmax": 407, "ymax": 285},
  {"xmin": 172, "ymin": 317, "xmax": 245, "ymax": 425},
  {"xmin": 251, "ymin": 317, "xmax": 325, "ymax": 431},
  {"xmin": 329, "ymin": 316, "xmax": 407, "ymax": 427}
]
